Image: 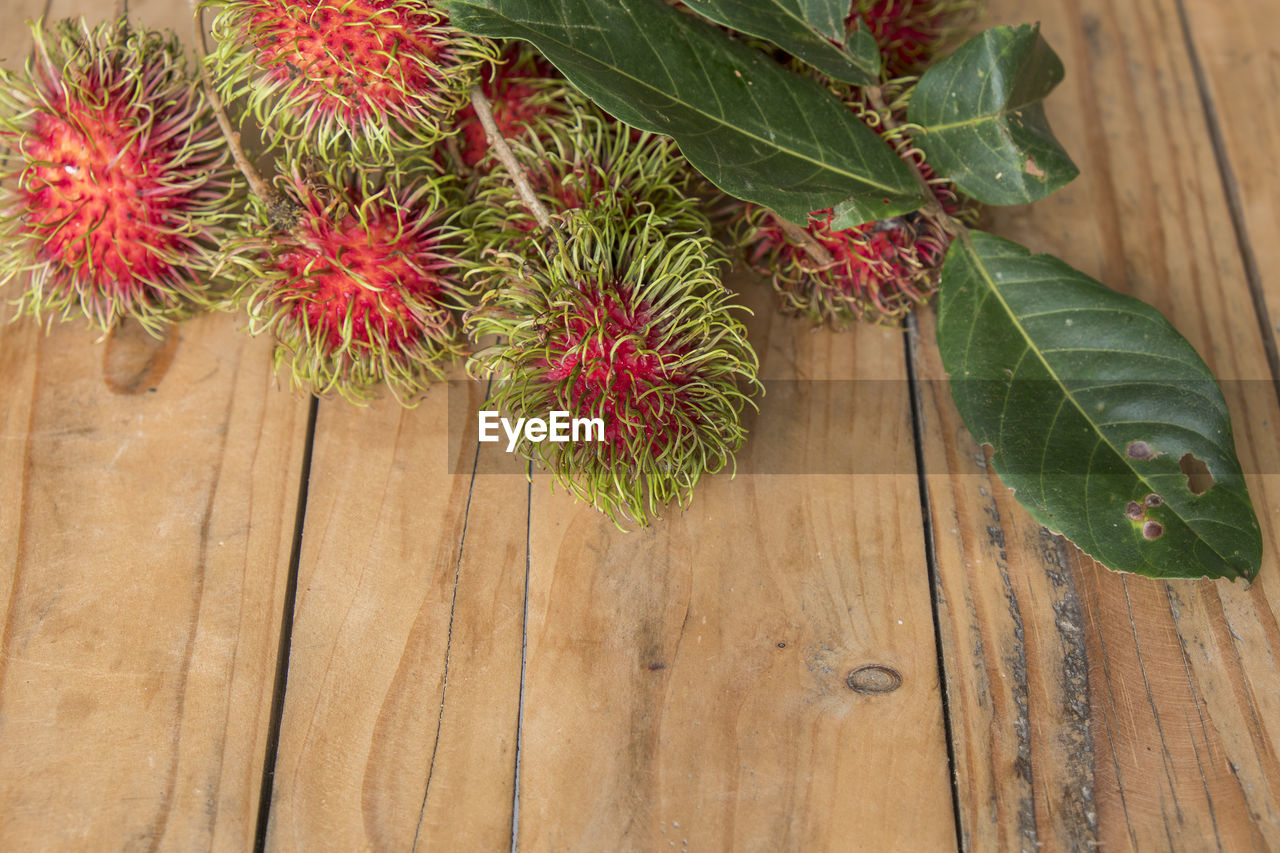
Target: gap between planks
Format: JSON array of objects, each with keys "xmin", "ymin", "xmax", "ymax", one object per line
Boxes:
[
  {"xmin": 254, "ymin": 395, "xmax": 319, "ymax": 853},
  {"xmin": 1172, "ymin": 0, "xmax": 1280, "ymax": 405}
]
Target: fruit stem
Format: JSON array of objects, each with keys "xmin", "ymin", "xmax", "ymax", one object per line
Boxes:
[
  {"xmin": 867, "ymin": 85, "xmax": 964, "ymax": 237},
  {"xmin": 777, "ymin": 218, "xmax": 835, "ymax": 267},
  {"xmin": 188, "ymin": 0, "xmax": 277, "ymax": 206},
  {"xmin": 469, "ymin": 86, "xmax": 554, "ymax": 232}
]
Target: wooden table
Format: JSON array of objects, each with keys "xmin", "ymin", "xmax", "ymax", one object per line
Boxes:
[{"xmin": 3, "ymin": 0, "xmax": 1278, "ymax": 849}]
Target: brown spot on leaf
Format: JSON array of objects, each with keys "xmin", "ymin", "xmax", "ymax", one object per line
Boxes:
[
  {"xmin": 1125, "ymin": 501, "xmax": 1144, "ymax": 521},
  {"xmin": 1126, "ymin": 440, "xmax": 1155, "ymax": 460},
  {"xmin": 1142, "ymin": 520, "xmax": 1164, "ymax": 540},
  {"xmin": 1145, "ymin": 493, "xmax": 1164, "ymax": 508},
  {"xmin": 1025, "ymin": 156, "xmax": 1046, "ymax": 178},
  {"xmin": 1179, "ymin": 452, "xmax": 1215, "ymax": 495},
  {"xmin": 103, "ymin": 319, "xmax": 179, "ymax": 395}
]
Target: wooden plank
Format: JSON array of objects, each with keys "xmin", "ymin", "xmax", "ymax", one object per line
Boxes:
[
  {"xmin": 0, "ymin": 1, "xmax": 311, "ymax": 848},
  {"xmin": 0, "ymin": 304, "xmax": 308, "ymax": 846},
  {"xmin": 1181, "ymin": 0, "xmax": 1280, "ymax": 357},
  {"xmin": 920, "ymin": 0, "xmax": 1280, "ymax": 849},
  {"xmin": 514, "ymin": 270, "xmax": 957, "ymax": 850},
  {"xmin": 263, "ymin": 381, "xmax": 530, "ymax": 851}
]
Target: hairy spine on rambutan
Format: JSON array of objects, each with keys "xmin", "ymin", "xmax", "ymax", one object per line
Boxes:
[
  {"xmin": 735, "ymin": 83, "xmax": 976, "ymax": 326},
  {"xmin": 205, "ymin": 0, "xmax": 496, "ymax": 161},
  {"xmin": 467, "ymin": 206, "xmax": 761, "ymax": 527},
  {"xmin": 0, "ymin": 17, "xmax": 236, "ymax": 335},
  {"xmin": 219, "ymin": 165, "xmax": 475, "ymax": 403},
  {"xmin": 469, "ymin": 108, "xmax": 711, "ymax": 257},
  {"xmin": 443, "ymin": 41, "xmax": 572, "ymax": 173}
]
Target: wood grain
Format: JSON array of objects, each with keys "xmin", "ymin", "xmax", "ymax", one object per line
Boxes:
[
  {"xmin": 0, "ymin": 305, "xmax": 309, "ymax": 850},
  {"xmin": 0, "ymin": 3, "xmax": 310, "ymax": 849},
  {"xmin": 513, "ymin": 271, "xmax": 957, "ymax": 850},
  {"xmin": 1181, "ymin": 0, "xmax": 1280, "ymax": 358},
  {"xmin": 263, "ymin": 381, "xmax": 530, "ymax": 852},
  {"xmin": 7, "ymin": 1, "xmax": 1280, "ymax": 851},
  {"xmin": 919, "ymin": 0, "xmax": 1280, "ymax": 849}
]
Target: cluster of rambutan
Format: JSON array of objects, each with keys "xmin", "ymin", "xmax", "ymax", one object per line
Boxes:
[
  {"xmin": 0, "ymin": 0, "xmax": 974, "ymax": 525},
  {"xmin": 201, "ymin": 0, "xmax": 503, "ymax": 403}
]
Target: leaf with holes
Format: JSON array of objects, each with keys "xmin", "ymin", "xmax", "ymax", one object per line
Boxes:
[
  {"xmin": 442, "ymin": 0, "xmax": 925, "ymax": 226},
  {"xmin": 908, "ymin": 24, "xmax": 1079, "ymax": 205},
  {"xmin": 679, "ymin": 0, "xmax": 882, "ymax": 85},
  {"xmin": 937, "ymin": 231, "xmax": 1261, "ymax": 580}
]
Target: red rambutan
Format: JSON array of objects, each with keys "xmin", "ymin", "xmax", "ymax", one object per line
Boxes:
[
  {"xmin": 743, "ymin": 206, "xmax": 952, "ymax": 324},
  {"xmin": 467, "ymin": 206, "xmax": 760, "ymax": 526},
  {"xmin": 736, "ymin": 84, "xmax": 975, "ymax": 326},
  {"xmin": 207, "ymin": 0, "xmax": 495, "ymax": 160},
  {"xmin": 850, "ymin": 0, "xmax": 979, "ymax": 77},
  {"xmin": 222, "ymin": 167, "xmax": 473, "ymax": 402},
  {"xmin": 0, "ymin": 18, "xmax": 235, "ymax": 334},
  {"xmin": 446, "ymin": 42, "xmax": 570, "ymax": 170}
]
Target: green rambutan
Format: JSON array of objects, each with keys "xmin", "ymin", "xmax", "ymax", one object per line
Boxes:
[
  {"xmin": 0, "ymin": 18, "xmax": 235, "ymax": 334},
  {"xmin": 206, "ymin": 0, "xmax": 495, "ymax": 160},
  {"xmin": 467, "ymin": 206, "xmax": 760, "ymax": 527},
  {"xmin": 469, "ymin": 108, "xmax": 710, "ymax": 255},
  {"xmin": 221, "ymin": 165, "xmax": 473, "ymax": 403}
]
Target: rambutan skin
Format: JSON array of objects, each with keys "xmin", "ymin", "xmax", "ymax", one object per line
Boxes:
[
  {"xmin": 206, "ymin": 0, "xmax": 497, "ymax": 160},
  {"xmin": 220, "ymin": 166, "xmax": 475, "ymax": 403},
  {"xmin": 740, "ymin": 205, "xmax": 952, "ymax": 326},
  {"xmin": 445, "ymin": 41, "xmax": 572, "ymax": 172},
  {"xmin": 467, "ymin": 207, "xmax": 761, "ymax": 527},
  {"xmin": 468, "ymin": 106, "xmax": 711, "ymax": 256},
  {"xmin": 734, "ymin": 80, "xmax": 977, "ymax": 326},
  {"xmin": 0, "ymin": 18, "xmax": 236, "ymax": 334}
]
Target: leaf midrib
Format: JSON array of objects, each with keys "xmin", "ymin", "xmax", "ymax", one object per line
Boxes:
[
  {"xmin": 451, "ymin": 1, "xmax": 920, "ymax": 200},
  {"xmin": 919, "ymin": 92, "xmax": 1048, "ymax": 134},
  {"xmin": 961, "ymin": 237, "xmax": 1239, "ymax": 568}
]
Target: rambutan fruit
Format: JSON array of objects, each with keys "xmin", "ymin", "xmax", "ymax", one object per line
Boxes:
[
  {"xmin": 222, "ymin": 166, "xmax": 473, "ymax": 403},
  {"xmin": 735, "ymin": 83, "xmax": 975, "ymax": 326},
  {"xmin": 445, "ymin": 41, "xmax": 571, "ymax": 171},
  {"xmin": 741, "ymin": 205, "xmax": 952, "ymax": 325},
  {"xmin": 850, "ymin": 0, "xmax": 979, "ymax": 77},
  {"xmin": 206, "ymin": 0, "xmax": 496, "ymax": 161},
  {"xmin": 469, "ymin": 109, "xmax": 710, "ymax": 256},
  {"xmin": 467, "ymin": 206, "xmax": 760, "ymax": 527},
  {"xmin": 0, "ymin": 18, "xmax": 235, "ymax": 335}
]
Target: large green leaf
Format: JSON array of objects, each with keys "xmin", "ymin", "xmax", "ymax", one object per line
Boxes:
[
  {"xmin": 937, "ymin": 231, "xmax": 1261, "ymax": 581},
  {"xmin": 443, "ymin": 0, "xmax": 925, "ymax": 226},
  {"xmin": 680, "ymin": 0, "xmax": 882, "ymax": 85},
  {"xmin": 908, "ymin": 25, "xmax": 1079, "ymax": 205}
]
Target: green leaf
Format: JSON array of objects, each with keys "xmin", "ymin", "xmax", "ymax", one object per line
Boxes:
[
  {"xmin": 443, "ymin": 0, "xmax": 925, "ymax": 225},
  {"xmin": 937, "ymin": 231, "xmax": 1261, "ymax": 581},
  {"xmin": 680, "ymin": 0, "xmax": 881, "ymax": 85},
  {"xmin": 908, "ymin": 24, "xmax": 1079, "ymax": 205}
]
